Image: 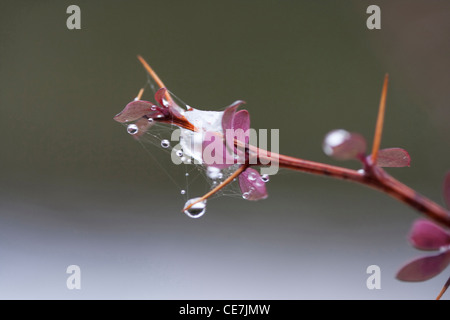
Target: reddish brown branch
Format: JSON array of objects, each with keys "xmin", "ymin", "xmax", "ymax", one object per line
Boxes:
[{"xmin": 251, "ymin": 146, "xmax": 450, "ymax": 229}]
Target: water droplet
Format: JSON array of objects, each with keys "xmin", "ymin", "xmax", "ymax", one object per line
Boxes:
[
  {"xmin": 151, "ymin": 105, "xmax": 157, "ymax": 111},
  {"xmin": 176, "ymin": 150, "xmax": 183, "ymax": 157},
  {"xmin": 248, "ymin": 171, "xmax": 257, "ymax": 181},
  {"xmin": 183, "ymin": 197, "xmax": 206, "ymax": 218},
  {"xmin": 207, "ymin": 166, "xmax": 221, "ymax": 180},
  {"xmin": 180, "ymin": 156, "xmax": 186, "ymax": 162},
  {"xmin": 185, "ymin": 173, "xmax": 189, "ymax": 176},
  {"xmin": 156, "ymin": 114, "xmax": 163, "ymax": 118},
  {"xmin": 180, "ymin": 189, "xmax": 186, "ymax": 195},
  {"xmin": 261, "ymin": 174, "xmax": 270, "ymax": 183},
  {"xmin": 127, "ymin": 124, "xmax": 138, "ymax": 135},
  {"xmin": 242, "ymin": 192, "xmax": 250, "ymax": 200},
  {"xmin": 161, "ymin": 139, "xmax": 170, "ymax": 148},
  {"xmin": 148, "ymin": 118, "xmax": 154, "ymax": 123}
]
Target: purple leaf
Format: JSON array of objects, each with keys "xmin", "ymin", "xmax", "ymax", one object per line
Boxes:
[
  {"xmin": 443, "ymin": 172, "xmax": 450, "ymax": 209},
  {"xmin": 113, "ymin": 100, "xmax": 156, "ymax": 123},
  {"xmin": 202, "ymin": 131, "xmax": 235, "ymax": 169},
  {"xmin": 154, "ymin": 87, "xmax": 185, "ymax": 119},
  {"xmin": 409, "ymin": 219, "xmax": 450, "ymax": 250},
  {"xmin": 323, "ymin": 129, "xmax": 366, "ymax": 161},
  {"xmin": 376, "ymin": 148, "xmax": 411, "ymax": 167},
  {"xmin": 154, "ymin": 87, "xmax": 171, "ymax": 108},
  {"xmin": 232, "ymin": 110, "xmax": 250, "ymax": 132},
  {"xmin": 221, "ymin": 100, "xmax": 246, "ymax": 132},
  {"xmin": 225, "ymin": 109, "xmax": 251, "ymax": 159},
  {"xmin": 396, "ymin": 251, "xmax": 450, "ymax": 282},
  {"xmin": 131, "ymin": 117, "xmax": 154, "ymax": 139},
  {"xmin": 238, "ymin": 167, "xmax": 268, "ymax": 201}
]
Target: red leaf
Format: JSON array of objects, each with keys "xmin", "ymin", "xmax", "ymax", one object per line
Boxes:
[
  {"xmin": 113, "ymin": 100, "xmax": 155, "ymax": 123},
  {"xmin": 376, "ymin": 148, "xmax": 411, "ymax": 167},
  {"xmin": 396, "ymin": 251, "xmax": 450, "ymax": 282},
  {"xmin": 238, "ymin": 167, "xmax": 268, "ymax": 201},
  {"xmin": 221, "ymin": 100, "xmax": 246, "ymax": 132},
  {"xmin": 202, "ymin": 131, "xmax": 236, "ymax": 169},
  {"xmin": 409, "ymin": 219, "xmax": 450, "ymax": 250},
  {"xmin": 443, "ymin": 172, "xmax": 450, "ymax": 209},
  {"xmin": 131, "ymin": 118, "xmax": 154, "ymax": 139}
]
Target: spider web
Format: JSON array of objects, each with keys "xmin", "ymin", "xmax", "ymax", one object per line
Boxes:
[{"xmin": 118, "ymin": 77, "xmax": 245, "ymax": 208}]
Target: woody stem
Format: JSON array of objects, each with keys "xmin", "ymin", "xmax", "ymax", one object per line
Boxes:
[{"xmin": 250, "ymin": 146, "xmax": 450, "ymax": 228}]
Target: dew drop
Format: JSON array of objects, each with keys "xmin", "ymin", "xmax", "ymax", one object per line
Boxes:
[
  {"xmin": 176, "ymin": 149, "xmax": 183, "ymax": 157},
  {"xmin": 180, "ymin": 189, "xmax": 186, "ymax": 195},
  {"xmin": 248, "ymin": 171, "xmax": 257, "ymax": 181},
  {"xmin": 242, "ymin": 192, "xmax": 250, "ymax": 200},
  {"xmin": 185, "ymin": 173, "xmax": 189, "ymax": 176},
  {"xmin": 261, "ymin": 174, "xmax": 270, "ymax": 183},
  {"xmin": 183, "ymin": 197, "xmax": 207, "ymax": 218},
  {"xmin": 151, "ymin": 105, "xmax": 157, "ymax": 111},
  {"xmin": 148, "ymin": 118, "xmax": 154, "ymax": 123},
  {"xmin": 180, "ymin": 156, "xmax": 186, "ymax": 162},
  {"xmin": 161, "ymin": 139, "xmax": 170, "ymax": 148},
  {"xmin": 127, "ymin": 124, "xmax": 138, "ymax": 135},
  {"xmin": 207, "ymin": 166, "xmax": 221, "ymax": 180}
]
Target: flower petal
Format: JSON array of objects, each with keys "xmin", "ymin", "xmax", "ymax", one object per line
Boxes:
[
  {"xmin": 113, "ymin": 100, "xmax": 156, "ymax": 123},
  {"xmin": 376, "ymin": 148, "xmax": 411, "ymax": 167},
  {"xmin": 443, "ymin": 172, "xmax": 450, "ymax": 209},
  {"xmin": 238, "ymin": 167, "xmax": 268, "ymax": 201},
  {"xmin": 409, "ymin": 219, "xmax": 450, "ymax": 250},
  {"xmin": 323, "ymin": 129, "xmax": 366, "ymax": 161},
  {"xmin": 396, "ymin": 251, "xmax": 450, "ymax": 282}
]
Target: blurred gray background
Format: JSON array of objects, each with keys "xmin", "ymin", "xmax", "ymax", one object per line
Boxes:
[{"xmin": 0, "ymin": 0, "xmax": 449, "ymax": 299}]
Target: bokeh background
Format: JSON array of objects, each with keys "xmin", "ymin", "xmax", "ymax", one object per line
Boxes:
[{"xmin": 0, "ymin": 0, "xmax": 449, "ymax": 299}]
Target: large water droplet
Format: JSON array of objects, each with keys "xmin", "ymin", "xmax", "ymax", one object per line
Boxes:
[
  {"xmin": 261, "ymin": 174, "xmax": 270, "ymax": 183},
  {"xmin": 180, "ymin": 189, "xmax": 186, "ymax": 195},
  {"xmin": 183, "ymin": 198, "xmax": 206, "ymax": 218},
  {"xmin": 176, "ymin": 150, "xmax": 183, "ymax": 157},
  {"xmin": 242, "ymin": 192, "xmax": 250, "ymax": 200},
  {"xmin": 207, "ymin": 166, "xmax": 221, "ymax": 180},
  {"xmin": 161, "ymin": 139, "xmax": 170, "ymax": 148},
  {"xmin": 148, "ymin": 118, "xmax": 154, "ymax": 123},
  {"xmin": 127, "ymin": 124, "xmax": 138, "ymax": 135}
]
